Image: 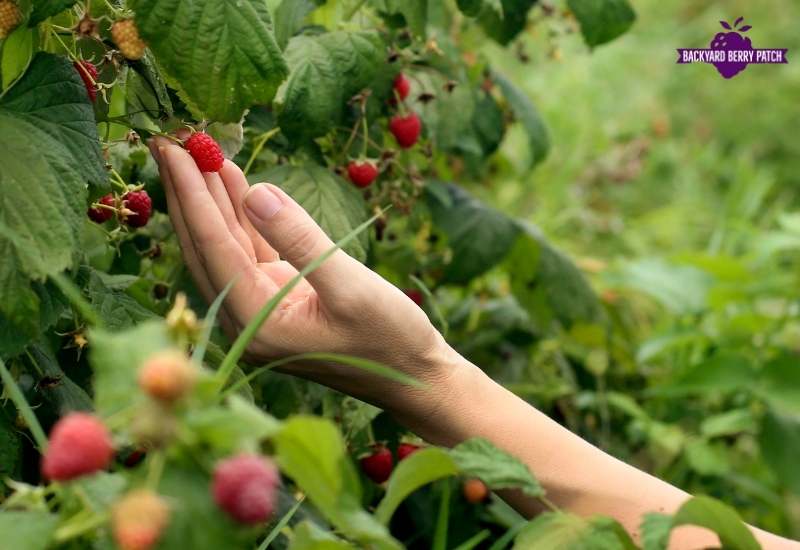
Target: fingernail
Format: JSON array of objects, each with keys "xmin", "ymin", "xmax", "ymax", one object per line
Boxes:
[{"xmin": 245, "ymin": 184, "xmax": 284, "ymax": 220}]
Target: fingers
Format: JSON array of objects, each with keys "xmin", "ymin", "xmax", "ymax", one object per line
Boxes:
[
  {"xmin": 203, "ymin": 170, "xmax": 257, "ymax": 262},
  {"xmin": 219, "ymin": 160, "xmax": 279, "ymax": 263},
  {"xmin": 242, "ymin": 183, "xmax": 359, "ymax": 298}
]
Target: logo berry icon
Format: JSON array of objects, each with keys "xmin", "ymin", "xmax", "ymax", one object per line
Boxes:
[
  {"xmin": 347, "ymin": 160, "xmax": 378, "ymax": 188},
  {"xmin": 184, "ymin": 132, "xmax": 225, "ymax": 173},
  {"xmin": 88, "ymin": 194, "xmax": 115, "ymax": 223},
  {"xmin": 709, "ymin": 17, "xmax": 753, "ymax": 79},
  {"xmin": 122, "ymin": 190, "xmax": 152, "ymax": 228},
  {"xmin": 112, "ymin": 19, "xmax": 147, "ymax": 60},
  {"xmin": 138, "ymin": 350, "xmax": 197, "ymax": 403},
  {"xmin": 360, "ymin": 445, "xmax": 393, "ymax": 484},
  {"xmin": 0, "ymin": 0, "xmax": 21, "ymax": 39},
  {"xmin": 74, "ymin": 60, "xmax": 98, "ymax": 102},
  {"xmin": 41, "ymin": 413, "xmax": 114, "ymax": 481},
  {"xmin": 397, "ymin": 442, "xmax": 421, "ymax": 461},
  {"xmin": 462, "ymin": 478, "xmax": 488, "ymax": 503},
  {"xmin": 212, "ymin": 454, "xmax": 280, "ymax": 524},
  {"xmin": 111, "ymin": 489, "xmax": 170, "ymax": 550},
  {"xmin": 390, "ymin": 113, "xmax": 422, "ymax": 149}
]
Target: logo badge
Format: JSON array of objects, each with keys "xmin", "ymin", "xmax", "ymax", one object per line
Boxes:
[{"xmin": 676, "ymin": 17, "xmax": 788, "ymax": 79}]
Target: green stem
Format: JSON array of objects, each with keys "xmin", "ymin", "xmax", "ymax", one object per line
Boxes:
[
  {"xmin": 432, "ymin": 481, "xmax": 450, "ymax": 550},
  {"xmin": 53, "ymin": 511, "xmax": 108, "ymax": 543},
  {"xmin": 0, "ymin": 359, "xmax": 48, "ymax": 450},
  {"xmin": 257, "ymin": 495, "xmax": 305, "ymax": 550},
  {"xmin": 360, "ymin": 103, "xmax": 369, "ymax": 159},
  {"xmin": 146, "ymin": 450, "xmax": 166, "ymax": 490},
  {"xmin": 243, "ymin": 128, "xmax": 280, "ymax": 176},
  {"xmin": 50, "ymin": 272, "xmax": 102, "ymax": 329}
]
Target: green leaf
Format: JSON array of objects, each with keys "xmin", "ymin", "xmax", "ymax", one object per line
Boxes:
[
  {"xmin": 288, "ymin": 521, "xmax": 357, "ymax": 550},
  {"xmin": 131, "ymin": 0, "xmax": 288, "ymax": 122},
  {"xmin": 426, "ymin": 182, "xmax": 520, "ymax": 284},
  {"xmin": 671, "ymin": 496, "xmax": 760, "ymax": 550},
  {"xmin": 186, "ymin": 395, "xmax": 281, "ymax": 453},
  {"xmin": 513, "ymin": 513, "xmax": 636, "ymax": 550},
  {"xmin": 27, "ymin": 342, "xmax": 93, "ymax": 415},
  {"xmin": 375, "ymin": 448, "xmax": 458, "ymax": 524},
  {"xmin": 273, "ymin": 0, "xmax": 317, "ymax": 49},
  {"xmin": 1, "ymin": 25, "xmax": 35, "ymax": 90},
  {"xmin": 81, "ymin": 266, "xmax": 156, "ymax": 330},
  {"xmin": 566, "ymin": 0, "xmax": 636, "ymax": 48},
  {"xmin": 493, "ymin": 71, "xmax": 550, "ymax": 167},
  {"xmin": 278, "ymin": 31, "xmax": 383, "ymax": 141},
  {"xmin": 653, "ymin": 352, "xmax": 755, "ymax": 397},
  {"xmin": 255, "ymin": 163, "xmax": 370, "ymax": 262},
  {"xmin": 88, "ymin": 320, "xmax": 173, "ymax": 417},
  {"xmin": 478, "ymin": 0, "xmax": 538, "ymax": 45},
  {"xmin": 639, "ymin": 513, "xmax": 672, "ymax": 550},
  {"xmin": 371, "ymin": 0, "xmax": 428, "ymax": 37},
  {"xmin": 450, "ymin": 438, "xmax": 543, "ymax": 498},
  {"xmin": 758, "ymin": 353, "xmax": 800, "ymax": 415},
  {"xmin": 700, "ymin": 409, "xmax": 756, "ymax": 439},
  {"xmin": 506, "ymin": 223, "xmax": 604, "ymax": 329},
  {"xmin": 77, "ymin": 472, "xmax": 128, "ymax": 512},
  {"xmin": 0, "ymin": 511, "xmax": 59, "ymax": 550},
  {"xmin": 274, "ymin": 416, "xmax": 400, "ymax": 549},
  {"xmin": 0, "ymin": 407, "xmax": 22, "ymax": 480},
  {"xmin": 29, "ymin": 0, "xmax": 77, "ymax": 25},
  {"xmin": 0, "ymin": 282, "xmax": 65, "ymax": 357},
  {"xmin": 759, "ymin": 411, "xmax": 800, "ymax": 495},
  {"xmin": 615, "ymin": 258, "xmax": 711, "ymax": 315}
]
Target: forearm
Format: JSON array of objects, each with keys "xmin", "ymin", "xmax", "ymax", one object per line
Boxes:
[{"xmin": 391, "ymin": 349, "xmax": 797, "ymax": 549}]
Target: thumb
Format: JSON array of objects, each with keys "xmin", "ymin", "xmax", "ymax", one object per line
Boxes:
[{"xmin": 243, "ymin": 183, "xmax": 354, "ymax": 295}]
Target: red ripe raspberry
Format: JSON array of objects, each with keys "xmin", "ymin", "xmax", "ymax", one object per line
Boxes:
[
  {"xmin": 88, "ymin": 194, "xmax": 115, "ymax": 223},
  {"xmin": 111, "ymin": 489, "xmax": 170, "ymax": 550},
  {"xmin": 462, "ymin": 478, "xmax": 488, "ymax": 503},
  {"xmin": 393, "ymin": 73, "xmax": 411, "ymax": 101},
  {"xmin": 397, "ymin": 442, "xmax": 421, "ymax": 461},
  {"xmin": 389, "ymin": 113, "xmax": 422, "ymax": 149},
  {"xmin": 122, "ymin": 190, "xmax": 152, "ymax": 228},
  {"xmin": 41, "ymin": 413, "xmax": 114, "ymax": 481},
  {"xmin": 111, "ymin": 19, "xmax": 146, "ymax": 60},
  {"xmin": 0, "ymin": 0, "xmax": 21, "ymax": 39},
  {"xmin": 212, "ymin": 454, "xmax": 280, "ymax": 524},
  {"xmin": 74, "ymin": 60, "xmax": 98, "ymax": 102},
  {"xmin": 403, "ymin": 289, "xmax": 424, "ymax": 307},
  {"xmin": 184, "ymin": 133, "xmax": 224, "ymax": 172},
  {"xmin": 360, "ymin": 445, "xmax": 393, "ymax": 484},
  {"xmin": 347, "ymin": 160, "xmax": 378, "ymax": 188}
]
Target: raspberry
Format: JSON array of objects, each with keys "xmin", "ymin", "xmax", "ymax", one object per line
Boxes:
[
  {"xmin": 122, "ymin": 190, "xmax": 152, "ymax": 228},
  {"xmin": 138, "ymin": 350, "xmax": 197, "ymax": 403},
  {"xmin": 184, "ymin": 133, "xmax": 225, "ymax": 172},
  {"xmin": 393, "ymin": 73, "xmax": 411, "ymax": 101},
  {"xmin": 74, "ymin": 60, "xmax": 98, "ymax": 102},
  {"xmin": 41, "ymin": 413, "xmax": 114, "ymax": 481},
  {"xmin": 360, "ymin": 445, "xmax": 393, "ymax": 484},
  {"xmin": 111, "ymin": 489, "xmax": 170, "ymax": 550},
  {"xmin": 389, "ymin": 113, "xmax": 422, "ymax": 149},
  {"xmin": 397, "ymin": 442, "xmax": 421, "ymax": 461},
  {"xmin": 112, "ymin": 19, "xmax": 146, "ymax": 60},
  {"xmin": 212, "ymin": 454, "xmax": 280, "ymax": 524},
  {"xmin": 462, "ymin": 478, "xmax": 488, "ymax": 503},
  {"xmin": 403, "ymin": 289, "xmax": 424, "ymax": 307},
  {"xmin": 0, "ymin": 0, "xmax": 21, "ymax": 40},
  {"xmin": 347, "ymin": 160, "xmax": 378, "ymax": 188},
  {"xmin": 88, "ymin": 194, "xmax": 115, "ymax": 223}
]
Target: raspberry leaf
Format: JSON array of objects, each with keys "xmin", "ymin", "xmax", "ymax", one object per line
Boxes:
[
  {"xmin": 0, "ymin": 511, "xmax": 60, "ymax": 550},
  {"xmin": 566, "ymin": 0, "xmax": 636, "ymax": 47},
  {"xmin": 492, "ymin": 71, "xmax": 550, "ymax": 168},
  {"xmin": 450, "ymin": 438, "xmax": 544, "ymax": 498},
  {"xmin": 476, "ymin": 0, "xmax": 538, "ymax": 45},
  {"xmin": 250, "ymin": 163, "xmax": 370, "ymax": 262},
  {"xmin": 130, "ymin": 0, "xmax": 288, "ymax": 122},
  {"xmin": 515, "ymin": 513, "xmax": 637, "ymax": 550},
  {"xmin": 371, "ymin": 0, "xmax": 428, "ymax": 38},
  {"xmin": 29, "ymin": 0, "xmax": 76, "ymax": 26},
  {"xmin": 277, "ymin": 31, "xmax": 383, "ymax": 142}
]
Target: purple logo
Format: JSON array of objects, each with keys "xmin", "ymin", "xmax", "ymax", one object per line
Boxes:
[{"xmin": 677, "ymin": 17, "xmax": 788, "ymax": 79}]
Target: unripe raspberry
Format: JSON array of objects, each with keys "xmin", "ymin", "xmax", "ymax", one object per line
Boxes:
[
  {"xmin": 0, "ymin": 0, "xmax": 21, "ymax": 40},
  {"xmin": 212, "ymin": 454, "xmax": 280, "ymax": 524},
  {"xmin": 122, "ymin": 190, "xmax": 152, "ymax": 228},
  {"xmin": 462, "ymin": 478, "xmax": 488, "ymax": 503},
  {"xmin": 138, "ymin": 350, "xmax": 197, "ymax": 403},
  {"xmin": 112, "ymin": 19, "xmax": 146, "ymax": 60},
  {"xmin": 74, "ymin": 60, "xmax": 98, "ymax": 102},
  {"xmin": 184, "ymin": 133, "xmax": 225, "ymax": 172},
  {"xmin": 88, "ymin": 194, "xmax": 115, "ymax": 223},
  {"xmin": 41, "ymin": 413, "xmax": 114, "ymax": 481},
  {"xmin": 111, "ymin": 489, "xmax": 170, "ymax": 550}
]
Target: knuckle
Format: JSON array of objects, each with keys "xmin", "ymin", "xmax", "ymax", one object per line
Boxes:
[{"xmin": 281, "ymin": 223, "xmax": 319, "ymax": 265}]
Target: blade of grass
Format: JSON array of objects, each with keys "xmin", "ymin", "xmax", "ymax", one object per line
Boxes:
[
  {"xmin": 257, "ymin": 495, "xmax": 306, "ymax": 550},
  {"xmin": 409, "ymin": 274, "xmax": 449, "ymax": 337},
  {"xmin": 453, "ymin": 530, "xmax": 491, "ymax": 550},
  {"xmin": 432, "ymin": 480, "xmax": 451, "ymax": 550},
  {"xmin": 486, "ymin": 522, "xmax": 528, "ymax": 550},
  {"xmin": 192, "ymin": 277, "xmax": 238, "ymax": 365},
  {"xmin": 214, "ymin": 210, "xmax": 385, "ymax": 390},
  {"xmin": 0, "ymin": 358, "xmax": 48, "ymax": 451},
  {"xmin": 221, "ymin": 352, "xmax": 424, "ymax": 398},
  {"xmin": 50, "ymin": 272, "xmax": 102, "ymax": 328}
]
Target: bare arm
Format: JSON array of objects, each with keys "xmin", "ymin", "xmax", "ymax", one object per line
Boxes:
[{"xmin": 148, "ymin": 137, "xmax": 798, "ymax": 549}]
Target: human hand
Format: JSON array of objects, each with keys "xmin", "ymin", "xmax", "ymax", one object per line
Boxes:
[{"xmin": 148, "ymin": 136, "xmax": 462, "ymax": 416}]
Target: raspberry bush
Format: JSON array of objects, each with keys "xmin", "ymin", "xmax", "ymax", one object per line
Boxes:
[{"xmin": 0, "ymin": 0, "xmax": 792, "ymax": 548}]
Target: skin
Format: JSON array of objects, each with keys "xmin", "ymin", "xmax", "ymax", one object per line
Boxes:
[{"xmin": 148, "ymin": 137, "xmax": 799, "ymax": 549}]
